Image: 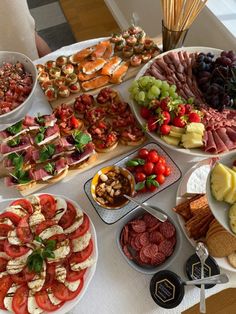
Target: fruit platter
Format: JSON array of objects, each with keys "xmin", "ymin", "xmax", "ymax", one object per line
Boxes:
[
  {"xmin": 0, "ymin": 194, "xmax": 98, "ymax": 314},
  {"xmin": 129, "ymin": 47, "xmax": 236, "ymax": 157}
]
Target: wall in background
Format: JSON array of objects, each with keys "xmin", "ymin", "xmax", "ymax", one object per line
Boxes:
[{"xmin": 105, "ymin": 0, "xmax": 236, "ymax": 50}]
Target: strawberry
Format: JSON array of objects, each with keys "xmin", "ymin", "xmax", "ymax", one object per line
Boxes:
[
  {"xmin": 173, "ymin": 116, "xmax": 186, "ymax": 128},
  {"xmin": 160, "ymin": 97, "xmax": 170, "ymax": 111},
  {"xmin": 149, "ymin": 99, "xmax": 160, "ymax": 110},
  {"xmin": 176, "ymin": 104, "xmax": 186, "ymax": 116},
  {"xmin": 188, "ymin": 112, "xmax": 201, "ymax": 123},
  {"xmin": 185, "ymin": 104, "xmax": 192, "ymax": 114},
  {"xmin": 140, "ymin": 107, "xmax": 151, "ymax": 119},
  {"xmin": 147, "ymin": 116, "xmax": 158, "ymax": 131},
  {"xmin": 160, "ymin": 124, "xmax": 171, "ymax": 135},
  {"xmin": 159, "ymin": 111, "xmax": 170, "ymax": 125}
]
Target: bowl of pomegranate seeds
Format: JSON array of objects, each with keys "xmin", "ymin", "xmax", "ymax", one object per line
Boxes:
[{"xmin": 0, "ymin": 51, "xmax": 37, "ymax": 124}]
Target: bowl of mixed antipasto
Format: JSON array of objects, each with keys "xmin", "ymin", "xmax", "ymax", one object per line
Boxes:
[{"xmin": 0, "ymin": 193, "xmax": 98, "ymax": 314}]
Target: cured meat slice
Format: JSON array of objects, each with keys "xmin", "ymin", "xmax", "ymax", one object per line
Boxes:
[
  {"xmin": 139, "ymin": 232, "xmax": 150, "ymax": 247},
  {"xmin": 130, "ymin": 219, "xmax": 146, "ymax": 233},
  {"xmin": 139, "ymin": 248, "xmax": 151, "ymax": 264},
  {"xmin": 204, "ymin": 130, "xmax": 217, "ymax": 153},
  {"xmin": 143, "ymin": 213, "xmax": 159, "ymax": 228},
  {"xmin": 159, "ymin": 240, "xmax": 173, "ymax": 257},
  {"xmin": 123, "ymin": 245, "xmax": 133, "ymax": 260},
  {"xmin": 150, "ymin": 252, "xmax": 166, "ymax": 265},
  {"xmin": 216, "ymin": 128, "xmax": 236, "ymax": 150},
  {"xmin": 226, "ymin": 127, "xmax": 236, "ymax": 142},
  {"xmin": 212, "ymin": 129, "xmax": 228, "ymax": 153},
  {"xmin": 159, "ymin": 221, "xmax": 176, "ymax": 239},
  {"xmin": 142, "ymin": 243, "xmax": 159, "ymax": 259},
  {"xmin": 149, "ymin": 231, "xmax": 164, "ymax": 244}
]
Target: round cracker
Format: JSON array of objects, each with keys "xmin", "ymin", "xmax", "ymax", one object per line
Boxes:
[
  {"xmin": 228, "ymin": 251, "xmax": 236, "ymax": 268},
  {"xmin": 206, "ymin": 230, "xmax": 236, "ymax": 257}
]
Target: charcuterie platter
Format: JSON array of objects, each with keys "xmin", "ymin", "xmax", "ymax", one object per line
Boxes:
[{"xmin": 128, "ymin": 47, "xmax": 236, "ymax": 157}]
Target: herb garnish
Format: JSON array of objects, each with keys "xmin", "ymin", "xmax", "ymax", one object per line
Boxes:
[
  {"xmin": 35, "ymin": 127, "xmax": 46, "ymax": 144},
  {"xmin": 44, "ymin": 162, "xmax": 54, "ymax": 174},
  {"xmin": 8, "ymin": 137, "xmax": 20, "ymax": 147},
  {"xmin": 27, "ymin": 237, "xmax": 56, "ymax": 273},
  {"xmin": 6, "ymin": 121, "xmax": 23, "ymax": 135},
  {"xmin": 39, "ymin": 144, "xmax": 55, "ymax": 162},
  {"xmin": 10, "ymin": 169, "xmax": 31, "ymax": 184},
  {"xmin": 72, "ymin": 130, "xmax": 91, "ymax": 152},
  {"xmin": 135, "ymin": 174, "xmax": 159, "ymax": 191},
  {"xmin": 8, "ymin": 152, "xmax": 23, "ymax": 170},
  {"xmin": 36, "ymin": 113, "xmax": 45, "ymax": 125},
  {"xmin": 126, "ymin": 158, "xmax": 145, "ymax": 167}
]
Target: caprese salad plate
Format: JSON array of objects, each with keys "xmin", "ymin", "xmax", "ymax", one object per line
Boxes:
[
  {"xmin": 0, "ymin": 193, "xmax": 98, "ymax": 314},
  {"xmin": 128, "ymin": 47, "xmax": 236, "ymax": 157}
]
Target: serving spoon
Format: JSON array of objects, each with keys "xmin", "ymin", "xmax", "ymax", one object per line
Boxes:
[
  {"xmin": 124, "ymin": 194, "xmax": 168, "ymax": 222},
  {"xmin": 184, "ymin": 273, "xmax": 229, "ymax": 286}
]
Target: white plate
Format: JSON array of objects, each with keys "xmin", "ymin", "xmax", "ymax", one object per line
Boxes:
[
  {"xmin": 128, "ymin": 46, "xmax": 233, "ymax": 157},
  {"xmin": 176, "ymin": 159, "xmax": 236, "ymax": 273},
  {"xmin": 206, "ymin": 153, "xmax": 236, "ymax": 237},
  {"xmin": 0, "ymin": 194, "xmax": 98, "ymax": 314}
]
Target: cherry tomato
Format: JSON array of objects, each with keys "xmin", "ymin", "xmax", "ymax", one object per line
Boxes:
[
  {"xmin": 35, "ymin": 220, "xmax": 56, "ymax": 236},
  {"xmin": 160, "ymin": 124, "xmax": 171, "ymax": 135},
  {"xmin": 156, "ymin": 174, "xmax": 165, "ymax": 185},
  {"xmin": 158, "ymin": 156, "xmax": 166, "ymax": 165},
  {"xmin": 0, "ymin": 257, "xmax": 7, "ymax": 272},
  {"xmin": 59, "ymin": 201, "xmax": 77, "ymax": 229},
  {"xmin": 139, "ymin": 186, "xmax": 147, "ymax": 193},
  {"xmin": 143, "ymin": 162, "xmax": 154, "ymax": 175},
  {"xmin": 39, "ymin": 194, "xmax": 56, "ymax": 219},
  {"xmin": 69, "ymin": 239, "xmax": 93, "ymax": 264},
  {"xmin": 10, "ymin": 199, "xmax": 33, "ymax": 214},
  {"xmin": 153, "ymin": 163, "xmax": 166, "ymax": 175},
  {"xmin": 138, "ymin": 148, "xmax": 149, "ymax": 159},
  {"xmin": 164, "ymin": 165, "xmax": 172, "ymax": 176},
  {"xmin": 66, "ymin": 267, "xmax": 87, "ymax": 282},
  {"xmin": 135, "ymin": 172, "xmax": 146, "ymax": 182},
  {"xmin": 51, "ymin": 278, "xmax": 84, "ymax": 301},
  {"xmin": 12, "ymin": 285, "xmax": 29, "ymax": 314},
  {"xmin": 0, "ymin": 224, "xmax": 13, "ymax": 237},
  {"xmin": 16, "ymin": 215, "xmax": 33, "ymax": 244},
  {"xmin": 147, "ymin": 150, "xmax": 159, "ymax": 163},
  {"xmin": 140, "ymin": 107, "xmax": 151, "ymax": 120},
  {"xmin": 0, "ymin": 275, "xmax": 13, "ymax": 309},
  {"xmin": 135, "ymin": 165, "xmax": 144, "ymax": 173},
  {"xmin": 11, "ymin": 267, "xmax": 35, "ymax": 284},
  {"xmin": 35, "ymin": 290, "xmax": 64, "ymax": 311},
  {"xmin": 69, "ymin": 214, "xmax": 90, "ymax": 239},
  {"xmin": 147, "ymin": 184, "xmax": 157, "ymax": 192},
  {"xmin": 0, "ymin": 212, "xmax": 21, "ymax": 225},
  {"xmin": 70, "ymin": 116, "xmax": 79, "ymax": 129},
  {"xmin": 4, "ymin": 241, "xmax": 29, "ymax": 258}
]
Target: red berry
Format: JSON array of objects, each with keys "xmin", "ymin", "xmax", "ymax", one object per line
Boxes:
[
  {"xmin": 147, "ymin": 117, "xmax": 158, "ymax": 132},
  {"xmin": 140, "ymin": 107, "xmax": 151, "ymax": 119},
  {"xmin": 147, "ymin": 150, "xmax": 159, "ymax": 163},
  {"xmin": 185, "ymin": 104, "xmax": 192, "ymax": 114},
  {"xmin": 188, "ymin": 112, "xmax": 201, "ymax": 123},
  {"xmin": 143, "ymin": 162, "xmax": 154, "ymax": 175},
  {"xmin": 160, "ymin": 124, "xmax": 171, "ymax": 135},
  {"xmin": 156, "ymin": 174, "xmax": 165, "ymax": 185},
  {"xmin": 173, "ymin": 116, "xmax": 186, "ymax": 128},
  {"xmin": 177, "ymin": 104, "xmax": 186, "ymax": 116},
  {"xmin": 158, "ymin": 156, "xmax": 166, "ymax": 165},
  {"xmin": 161, "ymin": 111, "xmax": 171, "ymax": 125},
  {"xmin": 153, "ymin": 163, "xmax": 166, "ymax": 175},
  {"xmin": 135, "ymin": 172, "xmax": 146, "ymax": 182},
  {"xmin": 138, "ymin": 148, "xmax": 149, "ymax": 159},
  {"xmin": 160, "ymin": 97, "xmax": 170, "ymax": 111},
  {"xmin": 163, "ymin": 165, "xmax": 172, "ymax": 176}
]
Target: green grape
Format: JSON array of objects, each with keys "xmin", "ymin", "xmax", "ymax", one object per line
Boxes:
[
  {"xmin": 161, "ymin": 81, "xmax": 170, "ymax": 91},
  {"xmin": 161, "ymin": 91, "xmax": 169, "ymax": 98},
  {"xmin": 153, "ymin": 79, "xmax": 163, "ymax": 88},
  {"xmin": 130, "ymin": 80, "xmax": 139, "ymax": 89},
  {"xmin": 131, "ymin": 87, "xmax": 140, "ymax": 96},
  {"xmin": 147, "ymin": 89, "xmax": 156, "ymax": 100},
  {"xmin": 150, "ymin": 85, "xmax": 161, "ymax": 97},
  {"xmin": 169, "ymin": 84, "xmax": 177, "ymax": 93},
  {"xmin": 138, "ymin": 91, "xmax": 146, "ymax": 102},
  {"xmin": 138, "ymin": 76, "xmax": 150, "ymax": 89}
]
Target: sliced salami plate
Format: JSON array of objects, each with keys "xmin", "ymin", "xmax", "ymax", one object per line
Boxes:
[
  {"xmin": 127, "ymin": 47, "xmax": 236, "ymax": 157},
  {"xmin": 176, "ymin": 159, "xmax": 236, "ymax": 273}
]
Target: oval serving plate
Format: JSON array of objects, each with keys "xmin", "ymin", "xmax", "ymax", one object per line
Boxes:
[{"xmin": 0, "ymin": 194, "xmax": 98, "ymax": 314}]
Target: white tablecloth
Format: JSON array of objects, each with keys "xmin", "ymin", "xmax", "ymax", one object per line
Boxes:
[{"xmin": 1, "ymin": 39, "xmax": 236, "ymax": 314}]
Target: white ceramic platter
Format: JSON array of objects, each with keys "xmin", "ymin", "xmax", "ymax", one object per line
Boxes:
[
  {"xmin": 176, "ymin": 159, "xmax": 236, "ymax": 273},
  {"xmin": 0, "ymin": 194, "xmax": 98, "ymax": 314},
  {"xmin": 206, "ymin": 153, "xmax": 236, "ymax": 237},
  {"xmin": 128, "ymin": 46, "xmax": 234, "ymax": 157}
]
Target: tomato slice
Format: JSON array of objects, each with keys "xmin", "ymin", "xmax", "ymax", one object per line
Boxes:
[
  {"xmin": 35, "ymin": 289, "xmax": 64, "ymax": 311},
  {"xmin": 66, "ymin": 267, "xmax": 87, "ymax": 282},
  {"xmin": 69, "ymin": 214, "xmax": 90, "ymax": 239},
  {"xmin": 0, "ymin": 275, "xmax": 13, "ymax": 309},
  {"xmin": 39, "ymin": 194, "xmax": 56, "ymax": 219},
  {"xmin": 4, "ymin": 240, "xmax": 30, "ymax": 258},
  {"xmin": 0, "ymin": 223, "xmax": 13, "ymax": 237},
  {"xmin": 11, "ymin": 266, "xmax": 35, "ymax": 284},
  {"xmin": 0, "ymin": 239, "xmax": 5, "ymax": 251},
  {"xmin": 51, "ymin": 278, "xmax": 84, "ymax": 301},
  {"xmin": 0, "ymin": 212, "xmax": 21, "ymax": 225},
  {"xmin": 17, "ymin": 215, "xmax": 33, "ymax": 244},
  {"xmin": 0, "ymin": 257, "xmax": 8, "ymax": 272},
  {"xmin": 59, "ymin": 201, "xmax": 77, "ymax": 229},
  {"xmin": 12, "ymin": 285, "xmax": 29, "ymax": 314},
  {"xmin": 35, "ymin": 220, "xmax": 56, "ymax": 235},
  {"xmin": 48, "ymin": 233, "xmax": 67, "ymax": 242},
  {"xmin": 10, "ymin": 199, "xmax": 33, "ymax": 214},
  {"xmin": 42, "ymin": 263, "xmax": 55, "ymax": 290},
  {"xmin": 69, "ymin": 239, "xmax": 93, "ymax": 264}
]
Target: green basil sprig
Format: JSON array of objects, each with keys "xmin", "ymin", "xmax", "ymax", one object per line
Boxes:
[
  {"xmin": 11, "ymin": 169, "xmax": 31, "ymax": 184},
  {"xmin": 44, "ymin": 162, "xmax": 54, "ymax": 174},
  {"xmin": 35, "ymin": 127, "xmax": 46, "ymax": 144},
  {"xmin": 8, "ymin": 153, "xmax": 23, "ymax": 170},
  {"xmin": 39, "ymin": 144, "xmax": 55, "ymax": 162},
  {"xmin": 135, "ymin": 174, "xmax": 159, "ymax": 191},
  {"xmin": 7, "ymin": 137, "xmax": 20, "ymax": 147},
  {"xmin": 73, "ymin": 130, "xmax": 91, "ymax": 152},
  {"xmin": 6, "ymin": 121, "xmax": 23, "ymax": 135},
  {"xmin": 126, "ymin": 158, "xmax": 145, "ymax": 167}
]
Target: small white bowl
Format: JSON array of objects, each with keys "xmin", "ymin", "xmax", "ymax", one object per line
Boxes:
[{"xmin": 0, "ymin": 51, "xmax": 37, "ymax": 125}]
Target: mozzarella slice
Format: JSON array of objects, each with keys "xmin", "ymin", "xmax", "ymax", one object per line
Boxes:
[
  {"xmin": 64, "ymin": 206, "xmax": 84, "ymax": 234},
  {"xmin": 47, "ymin": 289, "xmax": 62, "ymax": 306},
  {"xmin": 4, "ymin": 283, "xmax": 19, "ymax": 312},
  {"xmin": 64, "ymin": 279, "xmax": 80, "ymax": 292},
  {"xmin": 39, "ymin": 225, "xmax": 64, "ymax": 240},
  {"xmin": 53, "ymin": 197, "xmax": 67, "ymax": 222},
  {"xmin": 29, "ymin": 211, "xmax": 45, "ymax": 232},
  {"xmin": 5, "ymin": 205, "xmax": 27, "ymax": 218},
  {"xmin": 28, "ymin": 261, "xmax": 46, "ymax": 293},
  {"xmin": 28, "ymin": 293, "xmax": 44, "ymax": 314},
  {"xmin": 47, "ymin": 239, "xmax": 70, "ymax": 263},
  {"xmin": 0, "ymin": 218, "xmax": 14, "ymax": 227},
  {"xmin": 55, "ymin": 265, "xmax": 67, "ymax": 283},
  {"xmin": 27, "ymin": 195, "xmax": 41, "ymax": 211},
  {"xmin": 72, "ymin": 232, "xmax": 91, "ymax": 253},
  {"xmin": 71, "ymin": 256, "xmax": 95, "ymax": 272},
  {"xmin": 0, "ymin": 271, "xmax": 9, "ymax": 279},
  {"xmin": 7, "ymin": 249, "xmax": 32, "ymax": 274},
  {"xmin": 8, "ymin": 229, "xmax": 22, "ymax": 245}
]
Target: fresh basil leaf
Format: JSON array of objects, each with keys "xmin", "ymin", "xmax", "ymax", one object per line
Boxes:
[
  {"xmin": 73, "ymin": 131, "xmax": 91, "ymax": 152},
  {"xmin": 35, "ymin": 133, "xmax": 44, "ymax": 144},
  {"xmin": 147, "ymin": 174, "xmax": 156, "ymax": 180},
  {"xmin": 13, "ymin": 169, "xmax": 31, "ymax": 184},
  {"xmin": 151, "ymin": 180, "xmax": 159, "ymax": 187},
  {"xmin": 135, "ymin": 181, "xmax": 146, "ymax": 191},
  {"xmin": 35, "ymin": 236, "xmax": 43, "ymax": 244},
  {"xmin": 133, "ymin": 158, "xmax": 145, "ymax": 165},
  {"xmin": 39, "ymin": 126, "xmax": 46, "ymax": 133},
  {"xmin": 42, "ymin": 250, "xmax": 55, "ymax": 259},
  {"xmin": 126, "ymin": 160, "xmax": 139, "ymax": 167},
  {"xmin": 8, "ymin": 153, "xmax": 23, "ymax": 170},
  {"xmin": 34, "ymin": 257, "xmax": 43, "ymax": 273},
  {"xmin": 6, "ymin": 121, "xmax": 23, "ymax": 135},
  {"xmin": 44, "ymin": 163, "xmax": 54, "ymax": 174},
  {"xmin": 36, "ymin": 114, "xmax": 45, "ymax": 124},
  {"xmin": 7, "ymin": 137, "xmax": 20, "ymax": 147},
  {"xmin": 46, "ymin": 239, "xmax": 56, "ymax": 251},
  {"xmin": 39, "ymin": 144, "xmax": 55, "ymax": 162}
]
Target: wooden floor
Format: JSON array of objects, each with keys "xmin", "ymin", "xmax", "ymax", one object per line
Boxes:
[{"xmin": 59, "ymin": 0, "xmax": 236, "ymax": 313}]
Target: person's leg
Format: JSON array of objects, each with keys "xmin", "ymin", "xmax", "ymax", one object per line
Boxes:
[{"xmin": 35, "ymin": 32, "xmax": 51, "ymax": 58}]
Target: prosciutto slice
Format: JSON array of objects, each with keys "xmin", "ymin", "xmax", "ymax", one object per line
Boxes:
[
  {"xmin": 216, "ymin": 128, "xmax": 236, "ymax": 150},
  {"xmin": 0, "ymin": 135, "xmax": 31, "ymax": 155},
  {"xmin": 226, "ymin": 127, "xmax": 236, "ymax": 142},
  {"xmin": 212, "ymin": 129, "xmax": 228, "ymax": 153},
  {"xmin": 204, "ymin": 130, "xmax": 217, "ymax": 153},
  {"xmin": 66, "ymin": 142, "xmax": 95, "ymax": 166}
]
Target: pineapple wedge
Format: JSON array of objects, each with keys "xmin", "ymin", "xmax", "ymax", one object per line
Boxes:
[
  {"xmin": 229, "ymin": 204, "xmax": 236, "ymax": 234},
  {"xmin": 224, "ymin": 168, "xmax": 236, "ymax": 204},
  {"xmin": 169, "ymin": 131, "xmax": 183, "ymax": 138},
  {"xmin": 211, "ymin": 163, "xmax": 232, "ymax": 201},
  {"xmin": 170, "ymin": 126, "xmax": 185, "ymax": 134},
  {"xmin": 162, "ymin": 136, "xmax": 180, "ymax": 146},
  {"xmin": 186, "ymin": 123, "xmax": 205, "ymax": 135},
  {"xmin": 182, "ymin": 133, "xmax": 203, "ymax": 148}
]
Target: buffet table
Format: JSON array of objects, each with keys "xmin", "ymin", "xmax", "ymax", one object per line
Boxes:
[{"xmin": 0, "ymin": 39, "xmax": 236, "ymax": 314}]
